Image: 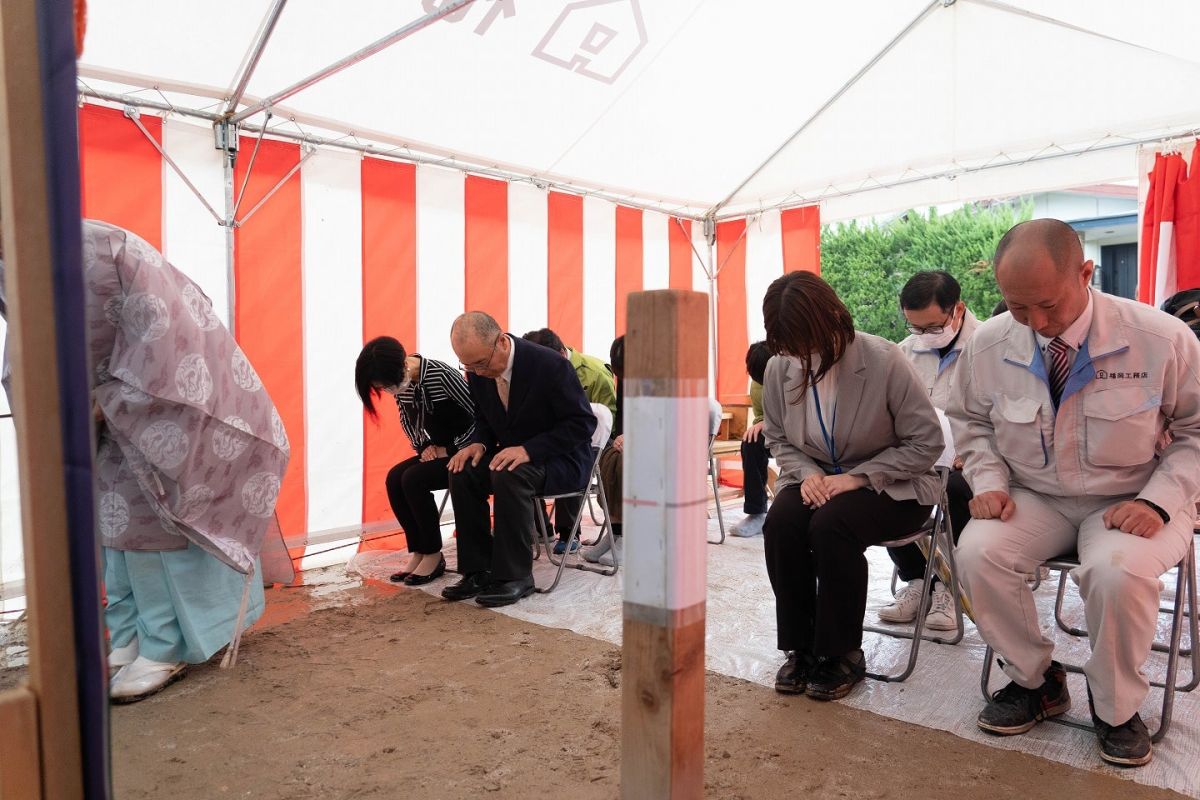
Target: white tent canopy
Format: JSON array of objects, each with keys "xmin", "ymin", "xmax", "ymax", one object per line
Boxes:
[{"xmin": 78, "ymin": 0, "xmax": 1200, "ymax": 222}]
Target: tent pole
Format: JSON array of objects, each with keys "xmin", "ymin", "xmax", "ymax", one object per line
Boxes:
[
  {"xmin": 705, "ymin": 216, "xmax": 718, "ymax": 393},
  {"xmin": 218, "ymin": 121, "xmax": 238, "ymax": 335},
  {"xmin": 708, "ymin": 0, "xmax": 942, "ymax": 216},
  {"xmin": 229, "ymin": 0, "xmax": 477, "ymax": 125},
  {"xmin": 224, "ymin": 0, "xmax": 289, "ymax": 116},
  {"xmin": 124, "ymin": 106, "xmax": 223, "ymax": 224}
]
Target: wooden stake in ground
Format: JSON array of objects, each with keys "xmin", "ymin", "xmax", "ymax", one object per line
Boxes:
[{"xmin": 621, "ymin": 290, "xmax": 708, "ymax": 799}]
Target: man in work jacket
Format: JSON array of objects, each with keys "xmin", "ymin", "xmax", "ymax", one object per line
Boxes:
[
  {"xmin": 948, "ymin": 218, "xmax": 1200, "ymax": 768},
  {"xmin": 880, "ymin": 270, "xmax": 980, "ymax": 631}
]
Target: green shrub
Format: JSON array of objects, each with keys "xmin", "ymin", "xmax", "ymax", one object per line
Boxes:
[{"xmin": 821, "ymin": 202, "xmax": 1033, "ymax": 342}]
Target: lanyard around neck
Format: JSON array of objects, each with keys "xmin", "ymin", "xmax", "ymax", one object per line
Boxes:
[{"xmin": 810, "ymin": 379, "xmax": 841, "ymax": 474}]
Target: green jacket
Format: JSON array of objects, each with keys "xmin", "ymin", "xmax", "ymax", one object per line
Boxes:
[
  {"xmin": 568, "ymin": 348, "xmax": 618, "ymax": 417},
  {"xmin": 750, "ymin": 380, "xmax": 764, "ymax": 425}
]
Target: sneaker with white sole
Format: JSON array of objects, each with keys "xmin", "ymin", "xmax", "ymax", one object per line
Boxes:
[
  {"xmin": 730, "ymin": 513, "xmax": 766, "ymax": 538},
  {"xmin": 110, "ymin": 656, "xmax": 187, "ymax": 704},
  {"xmin": 878, "ymin": 578, "xmax": 925, "ymax": 623},
  {"xmin": 924, "ymin": 583, "xmax": 957, "ymax": 631}
]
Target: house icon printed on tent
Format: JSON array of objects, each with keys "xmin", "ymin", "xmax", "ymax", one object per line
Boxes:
[{"xmin": 532, "ymin": 0, "xmax": 648, "ymax": 85}]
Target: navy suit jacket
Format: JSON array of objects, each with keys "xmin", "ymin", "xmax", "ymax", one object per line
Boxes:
[{"xmin": 467, "ymin": 335, "xmax": 597, "ymax": 494}]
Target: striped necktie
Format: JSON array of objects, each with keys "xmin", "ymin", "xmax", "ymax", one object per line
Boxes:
[{"xmin": 1046, "ymin": 337, "xmax": 1070, "ymax": 406}]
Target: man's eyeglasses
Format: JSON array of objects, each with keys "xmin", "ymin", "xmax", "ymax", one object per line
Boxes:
[
  {"xmin": 460, "ymin": 334, "xmax": 501, "ymax": 373},
  {"xmin": 904, "ymin": 312, "xmax": 954, "ymax": 336}
]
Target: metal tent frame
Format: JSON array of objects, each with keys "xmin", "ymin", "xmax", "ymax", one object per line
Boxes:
[{"xmin": 70, "ymin": 0, "xmax": 1200, "ymax": 387}]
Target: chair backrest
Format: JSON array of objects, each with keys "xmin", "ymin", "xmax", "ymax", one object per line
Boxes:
[
  {"xmin": 708, "ymin": 397, "xmax": 723, "ymax": 437},
  {"xmin": 933, "ymin": 408, "xmax": 955, "ymax": 469},
  {"xmin": 589, "ymin": 403, "xmax": 613, "ymax": 449}
]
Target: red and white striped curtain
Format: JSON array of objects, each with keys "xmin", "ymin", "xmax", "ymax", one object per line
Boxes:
[
  {"xmin": 1139, "ymin": 140, "xmax": 1200, "ymax": 306},
  {"xmin": 65, "ymin": 104, "xmax": 822, "ymax": 556}
]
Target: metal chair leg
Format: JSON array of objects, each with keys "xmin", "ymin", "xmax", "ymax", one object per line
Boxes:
[
  {"xmin": 574, "ymin": 476, "xmax": 618, "ymax": 578},
  {"xmin": 979, "ymin": 548, "xmax": 1192, "ymax": 742},
  {"xmin": 534, "ymin": 499, "xmax": 574, "ymax": 594},
  {"xmin": 708, "ymin": 455, "xmax": 726, "ymax": 545}
]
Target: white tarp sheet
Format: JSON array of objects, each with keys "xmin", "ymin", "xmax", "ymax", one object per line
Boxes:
[{"xmin": 348, "ymin": 510, "xmax": 1200, "ymax": 798}]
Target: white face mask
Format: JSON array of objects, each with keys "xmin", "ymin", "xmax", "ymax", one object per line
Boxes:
[
  {"xmin": 917, "ymin": 325, "xmax": 958, "ymax": 350},
  {"xmin": 915, "ymin": 310, "xmax": 961, "ymax": 350}
]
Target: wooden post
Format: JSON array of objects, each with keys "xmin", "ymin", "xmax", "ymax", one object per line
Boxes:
[
  {"xmin": 622, "ymin": 290, "xmax": 708, "ymax": 799},
  {"xmin": 0, "ymin": 688, "xmax": 42, "ymax": 797},
  {"xmin": 0, "ymin": 1, "xmax": 86, "ymax": 797}
]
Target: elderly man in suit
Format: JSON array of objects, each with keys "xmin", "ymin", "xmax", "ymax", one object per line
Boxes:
[{"xmin": 443, "ymin": 312, "xmax": 597, "ymax": 607}]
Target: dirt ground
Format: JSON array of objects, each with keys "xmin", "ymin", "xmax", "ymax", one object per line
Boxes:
[{"xmin": 101, "ymin": 578, "xmax": 1187, "ymax": 800}]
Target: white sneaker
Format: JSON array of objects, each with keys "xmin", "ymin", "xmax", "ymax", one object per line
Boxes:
[
  {"xmin": 109, "ymin": 656, "xmax": 187, "ymax": 704},
  {"xmin": 924, "ymin": 583, "xmax": 957, "ymax": 631},
  {"xmin": 108, "ymin": 638, "xmax": 139, "ymax": 678},
  {"xmin": 878, "ymin": 579, "xmax": 925, "ymax": 623},
  {"xmin": 730, "ymin": 513, "xmax": 766, "ymax": 538}
]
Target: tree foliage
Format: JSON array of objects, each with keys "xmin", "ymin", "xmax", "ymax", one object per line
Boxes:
[{"xmin": 820, "ymin": 202, "xmax": 1033, "ymax": 342}]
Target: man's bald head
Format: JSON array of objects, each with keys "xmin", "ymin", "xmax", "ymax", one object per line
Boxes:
[
  {"xmin": 991, "ymin": 219, "xmax": 1094, "ymax": 338},
  {"xmin": 993, "ymin": 218, "xmax": 1083, "ymax": 278},
  {"xmin": 451, "ymin": 311, "xmax": 502, "ymax": 346},
  {"xmin": 451, "ymin": 311, "xmax": 509, "ymax": 378}
]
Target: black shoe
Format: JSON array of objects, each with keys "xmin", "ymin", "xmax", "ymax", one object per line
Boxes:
[
  {"xmin": 475, "ymin": 576, "xmax": 536, "ymax": 607},
  {"xmin": 977, "ymin": 660, "xmax": 1070, "ymax": 735},
  {"xmin": 404, "ymin": 554, "xmax": 446, "ymax": 587},
  {"xmin": 441, "ymin": 571, "xmax": 490, "ymax": 601},
  {"xmin": 774, "ymin": 651, "xmax": 816, "ymax": 695},
  {"xmin": 805, "ymin": 649, "xmax": 866, "ymax": 701},
  {"xmin": 388, "ymin": 562, "xmax": 417, "ymax": 583},
  {"xmin": 1088, "ymin": 687, "xmax": 1152, "ymax": 766}
]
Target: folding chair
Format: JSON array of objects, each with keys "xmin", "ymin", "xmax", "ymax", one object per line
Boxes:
[
  {"xmin": 707, "ymin": 435, "xmax": 729, "ymax": 545},
  {"xmin": 530, "ymin": 403, "xmax": 617, "ymax": 593},
  {"xmin": 863, "ymin": 466, "xmax": 964, "ymax": 682},
  {"xmin": 979, "ymin": 545, "xmax": 1196, "ymax": 742},
  {"xmin": 531, "ymin": 446, "xmax": 618, "ymax": 593},
  {"xmin": 1049, "ymin": 536, "xmax": 1199, "ymax": 691}
]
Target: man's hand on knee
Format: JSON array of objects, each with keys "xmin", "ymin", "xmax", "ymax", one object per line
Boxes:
[
  {"xmin": 1103, "ymin": 500, "xmax": 1164, "ymax": 538},
  {"xmin": 969, "ymin": 490, "xmax": 1016, "ymax": 521},
  {"xmin": 448, "ymin": 443, "xmax": 485, "ymax": 474},
  {"xmin": 490, "ymin": 446, "xmax": 531, "ymax": 472}
]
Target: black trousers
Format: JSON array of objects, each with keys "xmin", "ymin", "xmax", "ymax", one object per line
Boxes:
[
  {"xmin": 554, "ymin": 496, "xmax": 583, "ymax": 542},
  {"xmin": 887, "ymin": 469, "xmax": 971, "ymax": 582},
  {"xmin": 449, "ymin": 457, "xmax": 547, "ymax": 581},
  {"xmin": 764, "ymin": 484, "xmax": 931, "ymax": 656},
  {"xmin": 385, "ymin": 456, "xmax": 450, "ymax": 555},
  {"xmin": 741, "ymin": 435, "xmax": 769, "ymax": 515}
]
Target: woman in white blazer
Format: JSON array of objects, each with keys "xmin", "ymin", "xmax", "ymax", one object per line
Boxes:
[{"xmin": 761, "ymin": 272, "xmax": 944, "ymax": 701}]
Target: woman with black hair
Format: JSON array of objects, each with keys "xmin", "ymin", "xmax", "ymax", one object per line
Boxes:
[
  {"xmin": 761, "ymin": 271, "xmax": 943, "ymax": 701},
  {"xmin": 356, "ymin": 336, "xmax": 475, "ymax": 585}
]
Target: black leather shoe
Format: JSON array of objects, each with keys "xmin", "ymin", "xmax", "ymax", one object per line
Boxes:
[
  {"xmin": 475, "ymin": 576, "xmax": 536, "ymax": 607},
  {"xmin": 404, "ymin": 554, "xmax": 446, "ymax": 587},
  {"xmin": 774, "ymin": 651, "xmax": 816, "ymax": 694},
  {"xmin": 805, "ymin": 649, "xmax": 867, "ymax": 701},
  {"xmin": 441, "ymin": 571, "xmax": 490, "ymax": 601},
  {"xmin": 978, "ymin": 660, "xmax": 1070, "ymax": 735},
  {"xmin": 1089, "ymin": 686, "xmax": 1152, "ymax": 766}
]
